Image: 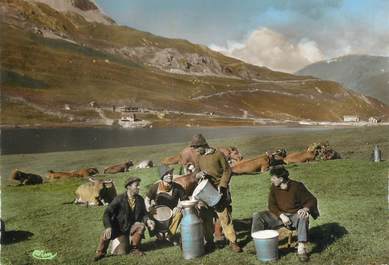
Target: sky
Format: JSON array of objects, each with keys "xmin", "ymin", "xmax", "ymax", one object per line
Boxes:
[{"xmin": 96, "ymin": 0, "xmax": 389, "ymax": 73}]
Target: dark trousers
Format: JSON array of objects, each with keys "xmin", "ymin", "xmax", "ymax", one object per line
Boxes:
[{"xmin": 251, "ymin": 211, "xmax": 309, "ymax": 242}]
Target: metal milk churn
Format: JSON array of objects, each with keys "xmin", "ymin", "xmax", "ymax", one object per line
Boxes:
[
  {"xmin": 180, "ymin": 200, "xmax": 204, "ymax": 259},
  {"xmin": 373, "ymin": 145, "xmax": 382, "ymax": 162}
]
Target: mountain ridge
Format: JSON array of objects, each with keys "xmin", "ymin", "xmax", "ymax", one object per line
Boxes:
[{"xmin": 1, "ymin": 0, "xmax": 388, "ymax": 127}]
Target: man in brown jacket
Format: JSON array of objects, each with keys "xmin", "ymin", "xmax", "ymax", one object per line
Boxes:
[
  {"xmin": 191, "ymin": 134, "xmax": 242, "ymax": 253},
  {"xmin": 251, "ymin": 165, "xmax": 319, "ymax": 262}
]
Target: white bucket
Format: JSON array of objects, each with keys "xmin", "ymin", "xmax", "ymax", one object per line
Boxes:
[
  {"xmin": 251, "ymin": 230, "xmax": 279, "ymax": 262},
  {"xmin": 153, "ymin": 206, "xmax": 173, "ymax": 232},
  {"xmin": 192, "ymin": 179, "xmax": 222, "ymax": 207}
]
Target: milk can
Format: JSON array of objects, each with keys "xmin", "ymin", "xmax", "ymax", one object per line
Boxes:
[
  {"xmin": 373, "ymin": 145, "xmax": 382, "ymax": 162},
  {"xmin": 180, "ymin": 200, "xmax": 204, "ymax": 259}
]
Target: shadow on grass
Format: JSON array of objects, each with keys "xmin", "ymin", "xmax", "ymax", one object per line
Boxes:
[
  {"xmin": 142, "ymin": 238, "xmax": 177, "ymax": 252},
  {"xmin": 309, "ymin": 222, "xmax": 348, "ymax": 254},
  {"xmin": 1, "ymin": 230, "xmax": 34, "ymax": 245}
]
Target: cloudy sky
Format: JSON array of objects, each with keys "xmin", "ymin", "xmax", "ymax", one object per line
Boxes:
[{"xmin": 96, "ymin": 0, "xmax": 389, "ymax": 73}]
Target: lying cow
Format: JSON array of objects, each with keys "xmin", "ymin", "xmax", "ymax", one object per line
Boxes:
[
  {"xmin": 47, "ymin": 170, "xmax": 83, "ymax": 181},
  {"xmin": 11, "ymin": 169, "xmax": 43, "ymax": 185},
  {"xmin": 103, "ymin": 161, "xmax": 133, "ymax": 174},
  {"xmin": 74, "ymin": 177, "xmax": 117, "ymax": 206},
  {"xmin": 284, "ymin": 144, "xmax": 321, "ymax": 164},
  {"xmin": 231, "ymin": 151, "xmax": 285, "ymax": 175},
  {"xmin": 135, "ymin": 160, "xmax": 153, "ymax": 169},
  {"xmin": 74, "ymin": 168, "xmax": 99, "ymax": 177}
]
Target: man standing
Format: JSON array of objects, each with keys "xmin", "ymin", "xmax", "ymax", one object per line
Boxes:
[
  {"xmin": 145, "ymin": 165, "xmax": 188, "ymax": 244},
  {"xmin": 251, "ymin": 165, "xmax": 319, "ymax": 262},
  {"xmin": 94, "ymin": 177, "xmax": 155, "ymax": 261},
  {"xmin": 191, "ymin": 134, "xmax": 242, "ymax": 253}
]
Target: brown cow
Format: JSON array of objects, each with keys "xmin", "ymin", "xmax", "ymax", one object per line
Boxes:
[
  {"xmin": 47, "ymin": 170, "xmax": 83, "ymax": 181},
  {"xmin": 161, "ymin": 146, "xmax": 243, "ymax": 167},
  {"xmin": 173, "ymin": 172, "xmax": 198, "ymax": 196},
  {"xmin": 11, "ymin": 169, "xmax": 43, "ymax": 185},
  {"xmin": 74, "ymin": 177, "xmax": 117, "ymax": 206},
  {"xmin": 103, "ymin": 161, "xmax": 133, "ymax": 174},
  {"xmin": 73, "ymin": 168, "xmax": 99, "ymax": 177},
  {"xmin": 231, "ymin": 151, "xmax": 285, "ymax": 175},
  {"xmin": 231, "ymin": 155, "xmax": 271, "ymax": 174},
  {"xmin": 219, "ymin": 147, "xmax": 243, "ymax": 166},
  {"xmin": 284, "ymin": 144, "xmax": 321, "ymax": 164}
]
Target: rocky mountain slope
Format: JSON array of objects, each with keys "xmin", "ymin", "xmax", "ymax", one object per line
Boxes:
[
  {"xmin": 296, "ymin": 55, "xmax": 389, "ymax": 105},
  {"xmin": 1, "ymin": 0, "xmax": 388, "ymax": 127}
]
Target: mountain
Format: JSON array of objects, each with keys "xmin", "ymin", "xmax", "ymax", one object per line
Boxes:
[
  {"xmin": 296, "ymin": 55, "xmax": 389, "ymax": 105},
  {"xmin": 1, "ymin": 0, "xmax": 388, "ymax": 127}
]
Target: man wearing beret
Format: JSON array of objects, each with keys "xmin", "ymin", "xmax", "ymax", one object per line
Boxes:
[
  {"xmin": 251, "ymin": 165, "xmax": 319, "ymax": 262},
  {"xmin": 145, "ymin": 165, "xmax": 188, "ymax": 244},
  {"xmin": 191, "ymin": 134, "xmax": 242, "ymax": 253},
  {"xmin": 94, "ymin": 177, "xmax": 155, "ymax": 261}
]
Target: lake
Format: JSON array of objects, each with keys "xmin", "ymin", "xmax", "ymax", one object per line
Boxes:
[{"xmin": 1, "ymin": 126, "xmax": 331, "ymax": 155}]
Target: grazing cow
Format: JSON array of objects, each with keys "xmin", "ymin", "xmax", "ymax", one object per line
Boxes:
[
  {"xmin": 47, "ymin": 170, "xmax": 83, "ymax": 181},
  {"xmin": 284, "ymin": 144, "xmax": 321, "ymax": 164},
  {"xmin": 74, "ymin": 177, "xmax": 117, "ymax": 206},
  {"xmin": 73, "ymin": 168, "xmax": 99, "ymax": 177},
  {"xmin": 11, "ymin": 169, "xmax": 43, "ymax": 185},
  {"xmin": 135, "ymin": 160, "xmax": 153, "ymax": 169},
  {"xmin": 103, "ymin": 161, "xmax": 133, "ymax": 174}
]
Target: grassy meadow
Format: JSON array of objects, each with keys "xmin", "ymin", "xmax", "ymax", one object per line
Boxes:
[{"xmin": 1, "ymin": 126, "xmax": 388, "ymax": 265}]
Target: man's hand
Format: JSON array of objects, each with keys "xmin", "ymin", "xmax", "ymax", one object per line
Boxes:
[
  {"xmin": 218, "ymin": 186, "xmax": 228, "ymax": 201},
  {"xmin": 279, "ymin": 213, "xmax": 292, "ymax": 227},
  {"xmin": 103, "ymin": 228, "xmax": 112, "ymax": 240},
  {"xmin": 149, "ymin": 205, "xmax": 157, "ymax": 216},
  {"xmin": 195, "ymin": 170, "xmax": 207, "ymax": 181},
  {"xmin": 146, "ymin": 219, "xmax": 155, "ymax": 231},
  {"xmin": 297, "ymin": 207, "xmax": 310, "ymax": 219}
]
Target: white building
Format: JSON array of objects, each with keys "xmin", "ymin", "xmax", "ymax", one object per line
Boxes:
[{"xmin": 343, "ymin": 115, "xmax": 360, "ymax": 122}]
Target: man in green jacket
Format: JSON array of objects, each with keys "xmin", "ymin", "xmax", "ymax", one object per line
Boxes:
[
  {"xmin": 191, "ymin": 134, "xmax": 242, "ymax": 253},
  {"xmin": 251, "ymin": 165, "xmax": 319, "ymax": 262}
]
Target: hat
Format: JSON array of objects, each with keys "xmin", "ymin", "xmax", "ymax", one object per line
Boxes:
[
  {"xmin": 190, "ymin": 134, "xmax": 209, "ymax": 147},
  {"xmin": 269, "ymin": 165, "xmax": 289, "ymax": 179},
  {"xmin": 158, "ymin": 165, "xmax": 174, "ymax": 180},
  {"xmin": 124, "ymin": 176, "xmax": 141, "ymax": 188}
]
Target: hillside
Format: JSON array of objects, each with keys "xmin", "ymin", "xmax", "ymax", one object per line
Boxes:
[
  {"xmin": 1, "ymin": 0, "xmax": 389, "ymax": 127},
  {"xmin": 296, "ymin": 55, "xmax": 389, "ymax": 105}
]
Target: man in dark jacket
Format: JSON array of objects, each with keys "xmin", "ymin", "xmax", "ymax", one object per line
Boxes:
[
  {"xmin": 251, "ymin": 165, "xmax": 319, "ymax": 262},
  {"xmin": 94, "ymin": 176, "xmax": 155, "ymax": 261},
  {"xmin": 145, "ymin": 165, "xmax": 187, "ymax": 244},
  {"xmin": 191, "ymin": 134, "xmax": 242, "ymax": 253}
]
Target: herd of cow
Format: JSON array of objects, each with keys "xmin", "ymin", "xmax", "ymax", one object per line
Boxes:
[{"xmin": 9, "ymin": 142, "xmax": 340, "ymax": 207}]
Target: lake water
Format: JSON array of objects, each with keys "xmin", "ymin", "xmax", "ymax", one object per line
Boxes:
[{"xmin": 1, "ymin": 126, "xmax": 331, "ymax": 155}]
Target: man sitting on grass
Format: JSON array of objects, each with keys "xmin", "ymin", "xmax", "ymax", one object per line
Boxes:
[
  {"xmin": 94, "ymin": 177, "xmax": 155, "ymax": 261},
  {"xmin": 251, "ymin": 165, "xmax": 319, "ymax": 262},
  {"xmin": 145, "ymin": 165, "xmax": 188, "ymax": 245}
]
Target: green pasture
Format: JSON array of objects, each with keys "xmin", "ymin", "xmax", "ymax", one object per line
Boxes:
[{"xmin": 1, "ymin": 126, "xmax": 388, "ymax": 265}]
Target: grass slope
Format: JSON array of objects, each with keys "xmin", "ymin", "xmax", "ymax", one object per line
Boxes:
[{"xmin": 1, "ymin": 126, "xmax": 388, "ymax": 264}]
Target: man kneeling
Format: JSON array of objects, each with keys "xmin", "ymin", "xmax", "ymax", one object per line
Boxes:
[
  {"xmin": 94, "ymin": 177, "xmax": 155, "ymax": 261},
  {"xmin": 251, "ymin": 165, "xmax": 319, "ymax": 262}
]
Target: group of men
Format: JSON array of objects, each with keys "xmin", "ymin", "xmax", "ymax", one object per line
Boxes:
[{"xmin": 94, "ymin": 134, "xmax": 319, "ymax": 263}]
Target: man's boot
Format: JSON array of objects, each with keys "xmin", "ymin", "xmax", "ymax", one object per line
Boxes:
[
  {"xmin": 131, "ymin": 233, "xmax": 145, "ymax": 256},
  {"xmin": 94, "ymin": 233, "xmax": 110, "ymax": 261},
  {"xmin": 229, "ymin": 241, "xmax": 242, "ymax": 253},
  {"xmin": 297, "ymin": 242, "xmax": 309, "ymax": 262}
]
